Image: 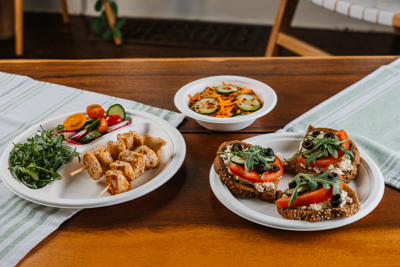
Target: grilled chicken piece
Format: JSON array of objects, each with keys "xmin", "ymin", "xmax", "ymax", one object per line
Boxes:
[
  {"xmin": 130, "ymin": 130, "xmax": 145, "ymax": 148},
  {"xmin": 133, "ymin": 145, "xmax": 157, "ymax": 169},
  {"xmin": 107, "ymin": 139, "xmax": 126, "ymax": 161},
  {"xmin": 82, "ymin": 150, "xmax": 104, "ymax": 180},
  {"xmin": 117, "ymin": 131, "xmax": 134, "ymax": 150},
  {"xmin": 118, "ymin": 150, "xmax": 146, "ymax": 178},
  {"xmin": 110, "ymin": 160, "xmax": 136, "ymax": 182},
  {"xmin": 144, "ymin": 134, "xmax": 167, "ymax": 167},
  {"xmin": 92, "ymin": 145, "xmax": 114, "ymax": 169},
  {"xmin": 105, "ymin": 170, "xmax": 131, "ymax": 195}
]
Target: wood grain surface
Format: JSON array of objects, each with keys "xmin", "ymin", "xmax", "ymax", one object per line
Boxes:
[{"xmin": 0, "ymin": 57, "xmax": 399, "ymax": 266}]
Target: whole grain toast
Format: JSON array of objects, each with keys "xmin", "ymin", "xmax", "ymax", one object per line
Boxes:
[
  {"xmin": 283, "ymin": 125, "xmax": 360, "ymax": 183},
  {"xmin": 275, "ymin": 183, "xmax": 360, "ymax": 221},
  {"xmin": 213, "ymin": 140, "xmax": 281, "ymax": 203}
]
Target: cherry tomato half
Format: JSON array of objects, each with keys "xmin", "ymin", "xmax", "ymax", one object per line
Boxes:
[
  {"xmin": 105, "ymin": 115, "xmax": 122, "ymax": 126},
  {"xmin": 63, "ymin": 113, "xmax": 87, "ymax": 131},
  {"xmin": 96, "ymin": 118, "xmax": 108, "ymax": 134},
  {"xmin": 86, "ymin": 104, "xmax": 105, "ymax": 120}
]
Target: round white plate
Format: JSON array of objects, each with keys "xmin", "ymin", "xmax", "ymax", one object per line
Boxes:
[
  {"xmin": 1, "ymin": 109, "xmax": 186, "ymax": 209},
  {"xmin": 210, "ymin": 132, "xmax": 385, "ymax": 231}
]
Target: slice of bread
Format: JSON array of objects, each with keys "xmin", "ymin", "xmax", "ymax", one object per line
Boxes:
[
  {"xmin": 213, "ymin": 140, "xmax": 280, "ymax": 203},
  {"xmin": 275, "ymin": 183, "xmax": 360, "ymax": 221},
  {"xmin": 284, "ymin": 125, "xmax": 360, "ymax": 183}
]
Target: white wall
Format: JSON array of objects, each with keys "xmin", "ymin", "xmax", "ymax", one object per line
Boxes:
[{"xmin": 24, "ymin": 0, "xmax": 392, "ymax": 33}]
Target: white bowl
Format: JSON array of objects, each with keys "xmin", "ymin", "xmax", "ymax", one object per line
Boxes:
[{"xmin": 174, "ymin": 76, "xmax": 278, "ymax": 131}]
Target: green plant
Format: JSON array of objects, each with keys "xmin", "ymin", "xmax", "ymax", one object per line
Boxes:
[{"xmin": 92, "ymin": 0, "xmax": 127, "ymax": 41}]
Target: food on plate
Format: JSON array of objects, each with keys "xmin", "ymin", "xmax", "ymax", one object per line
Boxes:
[
  {"xmin": 213, "ymin": 140, "xmax": 283, "ymax": 203},
  {"xmin": 188, "ymin": 82, "xmax": 263, "ymax": 118},
  {"xmin": 284, "ymin": 125, "xmax": 360, "ymax": 183},
  {"xmin": 275, "ymin": 171, "xmax": 360, "ymax": 221},
  {"xmin": 71, "ymin": 130, "xmax": 167, "ymax": 196},
  {"xmin": 57, "ymin": 104, "xmax": 129, "ymax": 145},
  {"xmin": 9, "ymin": 127, "xmax": 79, "ymax": 189}
]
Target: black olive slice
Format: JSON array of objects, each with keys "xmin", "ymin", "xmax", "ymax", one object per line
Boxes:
[
  {"xmin": 349, "ymin": 143, "xmax": 353, "ymax": 151},
  {"xmin": 311, "ymin": 131, "xmax": 320, "ymax": 137},
  {"xmin": 264, "ymin": 148, "xmax": 275, "ymax": 156},
  {"xmin": 330, "ymin": 194, "xmax": 342, "ymax": 207},
  {"xmin": 255, "ymin": 164, "xmax": 267, "ymax": 174},
  {"xmin": 323, "ymin": 132, "xmax": 335, "ymax": 139},
  {"xmin": 231, "ymin": 143, "xmax": 243, "ymax": 152},
  {"xmin": 328, "ymin": 172, "xmax": 340, "ymax": 179},
  {"xmin": 270, "ymin": 165, "xmax": 280, "ymax": 172},
  {"xmin": 289, "ymin": 180, "xmax": 296, "ymax": 189},
  {"xmin": 302, "ymin": 140, "xmax": 314, "ymax": 150}
]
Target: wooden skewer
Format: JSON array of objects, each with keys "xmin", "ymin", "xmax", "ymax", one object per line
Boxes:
[
  {"xmin": 97, "ymin": 184, "xmax": 111, "ymax": 198},
  {"xmin": 70, "ymin": 166, "xmax": 87, "ymax": 176}
]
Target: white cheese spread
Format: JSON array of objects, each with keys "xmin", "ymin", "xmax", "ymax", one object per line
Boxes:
[
  {"xmin": 297, "ymin": 190, "xmax": 352, "ymax": 210},
  {"xmin": 299, "ymin": 156, "xmax": 354, "ymax": 175}
]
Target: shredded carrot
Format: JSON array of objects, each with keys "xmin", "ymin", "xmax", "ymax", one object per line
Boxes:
[{"xmin": 188, "ymin": 82, "xmax": 262, "ymax": 118}]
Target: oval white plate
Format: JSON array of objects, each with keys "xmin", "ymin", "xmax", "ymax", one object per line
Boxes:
[
  {"xmin": 1, "ymin": 109, "xmax": 186, "ymax": 209},
  {"xmin": 210, "ymin": 132, "xmax": 385, "ymax": 231}
]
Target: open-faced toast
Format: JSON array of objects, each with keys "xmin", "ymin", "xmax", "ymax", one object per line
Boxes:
[
  {"xmin": 276, "ymin": 183, "xmax": 360, "ymax": 222},
  {"xmin": 213, "ymin": 140, "xmax": 282, "ymax": 203},
  {"xmin": 284, "ymin": 125, "xmax": 360, "ymax": 183}
]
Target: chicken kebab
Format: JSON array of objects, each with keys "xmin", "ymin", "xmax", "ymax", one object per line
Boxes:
[{"xmin": 70, "ymin": 130, "xmax": 167, "ymax": 196}]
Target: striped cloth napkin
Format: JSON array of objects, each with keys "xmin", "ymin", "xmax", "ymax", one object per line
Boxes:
[
  {"xmin": 280, "ymin": 58, "xmax": 400, "ymax": 190},
  {"xmin": 0, "ymin": 71, "xmax": 185, "ymax": 266}
]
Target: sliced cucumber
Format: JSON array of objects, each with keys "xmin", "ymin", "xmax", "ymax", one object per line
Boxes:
[
  {"xmin": 230, "ymin": 155, "xmax": 246, "ymax": 165},
  {"xmin": 107, "ymin": 104, "xmax": 126, "ymax": 121},
  {"xmin": 264, "ymin": 155, "xmax": 276, "ymax": 163},
  {"xmin": 300, "ymin": 146, "xmax": 325, "ymax": 159},
  {"xmin": 194, "ymin": 97, "xmax": 219, "ymax": 115},
  {"xmin": 284, "ymin": 184, "xmax": 309, "ymax": 195},
  {"xmin": 230, "ymin": 113, "xmax": 247, "ymax": 117},
  {"xmin": 216, "ymin": 85, "xmax": 239, "ymax": 94},
  {"xmin": 235, "ymin": 94, "xmax": 261, "ymax": 112},
  {"xmin": 316, "ymin": 132, "xmax": 341, "ymax": 142}
]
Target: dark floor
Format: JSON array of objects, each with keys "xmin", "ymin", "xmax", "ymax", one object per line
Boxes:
[{"xmin": 1, "ymin": 13, "xmax": 400, "ymax": 59}]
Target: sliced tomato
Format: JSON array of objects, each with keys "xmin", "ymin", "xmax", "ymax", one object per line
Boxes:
[
  {"xmin": 96, "ymin": 118, "xmax": 108, "ymax": 134},
  {"xmin": 335, "ymin": 129, "xmax": 350, "ymax": 149},
  {"xmin": 86, "ymin": 104, "xmax": 105, "ymax": 120},
  {"xmin": 63, "ymin": 113, "xmax": 87, "ymax": 131},
  {"xmin": 276, "ymin": 178, "xmax": 344, "ymax": 208},
  {"xmin": 105, "ymin": 115, "xmax": 122, "ymax": 126},
  {"xmin": 297, "ymin": 148, "xmax": 344, "ymax": 166},
  {"xmin": 229, "ymin": 157, "xmax": 283, "ymax": 183}
]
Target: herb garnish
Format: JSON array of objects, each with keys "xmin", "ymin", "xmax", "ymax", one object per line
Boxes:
[
  {"xmin": 285, "ymin": 135, "xmax": 354, "ymax": 168},
  {"xmin": 218, "ymin": 145, "xmax": 271, "ymax": 174},
  {"xmin": 287, "ymin": 170, "xmax": 342, "ymax": 207},
  {"xmin": 9, "ymin": 126, "xmax": 80, "ymax": 189}
]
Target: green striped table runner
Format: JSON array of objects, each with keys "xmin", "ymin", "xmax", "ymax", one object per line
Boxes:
[
  {"xmin": 279, "ymin": 58, "xmax": 400, "ymax": 190},
  {"xmin": 0, "ymin": 72, "xmax": 185, "ymax": 266}
]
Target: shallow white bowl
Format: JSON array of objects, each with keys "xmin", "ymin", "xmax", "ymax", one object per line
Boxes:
[{"xmin": 174, "ymin": 76, "xmax": 278, "ymax": 131}]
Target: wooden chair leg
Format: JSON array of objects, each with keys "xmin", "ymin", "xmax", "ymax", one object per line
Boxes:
[
  {"xmin": 265, "ymin": 0, "xmax": 299, "ymax": 57},
  {"xmin": 60, "ymin": 0, "xmax": 69, "ymax": 24},
  {"xmin": 14, "ymin": 0, "xmax": 23, "ymax": 56},
  {"xmin": 102, "ymin": 0, "xmax": 122, "ymax": 45}
]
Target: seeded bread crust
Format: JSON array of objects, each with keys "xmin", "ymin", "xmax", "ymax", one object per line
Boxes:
[
  {"xmin": 213, "ymin": 140, "xmax": 280, "ymax": 203},
  {"xmin": 283, "ymin": 125, "xmax": 361, "ymax": 183},
  {"xmin": 276, "ymin": 183, "xmax": 360, "ymax": 221}
]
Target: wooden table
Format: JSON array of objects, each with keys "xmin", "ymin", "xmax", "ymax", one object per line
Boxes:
[{"xmin": 1, "ymin": 56, "xmax": 399, "ymax": 266}]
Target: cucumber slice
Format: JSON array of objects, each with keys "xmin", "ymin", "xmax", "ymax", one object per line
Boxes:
[
  {"xmin": 216, "ymin": 85, "xmax": 239, "ymax": 94},
  {"xmin": 235, "ymin": 94, "xmax": 261, "ymax": 112},
  {"xmin": 264, "ymin": 155, "xmax": 276, "ymax": 163},
  {"xmin": 230, "ymin": 113, "xmax": 247, "ymax": 117},
  {"xmin": 230, "ymin": 155, "xmax": 246, "ymax": 165},
  {"xmin": 300, "ymin": 146, "xmax": 325, "ymax": 159},
  {"xmin": 194, "ymin": 97, "xmax": 219, "ymax": 115},
  {"xmin": 107, "ymin": 104, "xmax": 126, "ymax": 121},
  {"xmin": 284, "ymin": 184, "xmax": 309, "ymax": 195},
  {"xmin": 316, "ymin": 132, "xmax": 341, "ymax": 142}
]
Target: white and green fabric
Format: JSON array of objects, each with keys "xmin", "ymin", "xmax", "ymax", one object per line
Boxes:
[
  {"xmin": 0, "ymin": 71, "xmax": 185, "ymax": 266},
  {"xmin": 280, "ymin": 58, "xmax": 400, "ymax": 190}
]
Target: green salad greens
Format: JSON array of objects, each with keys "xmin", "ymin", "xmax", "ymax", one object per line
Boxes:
[{"xmin": 8, "ymin": 126, "xmax": 80, "ymax": 189}]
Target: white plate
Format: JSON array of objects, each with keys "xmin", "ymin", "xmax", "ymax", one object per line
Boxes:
[
  {"xmin": 1, "ymin": 109, "xmax": 186, "ymax": 209},
  {"xmin": 210, "ymin": 132, "xmax": 385, "ymax": 231}
]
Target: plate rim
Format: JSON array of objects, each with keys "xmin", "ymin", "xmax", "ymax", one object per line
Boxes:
[
  {"xmin": 209, "ymin": 132, "xmax": 385, "ymax": 231},
  {"xmin": 0, "ymin": 109, "xmax": 186, "ymax": 209}
]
